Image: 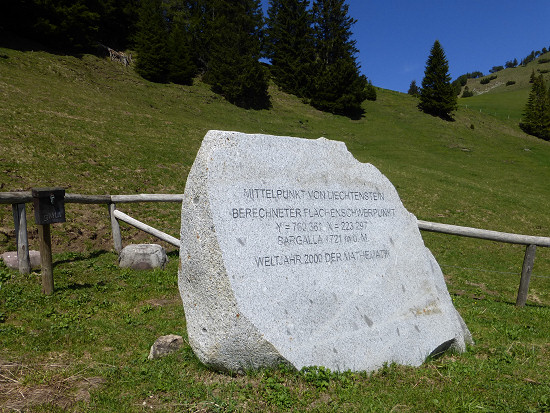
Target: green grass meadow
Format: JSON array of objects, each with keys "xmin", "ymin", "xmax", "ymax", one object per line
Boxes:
[{"xmin": 1, "ymin": 45, "xmax": 550, "ymax": 411}]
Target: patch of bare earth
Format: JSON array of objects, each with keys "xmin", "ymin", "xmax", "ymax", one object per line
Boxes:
[
  {"xmin": 0, "ymin": 360, "xmax": 105, "ymax": 411},
  {"xmin": 145, "ymin": 297, "xmax": 182, "ymax": 308}
]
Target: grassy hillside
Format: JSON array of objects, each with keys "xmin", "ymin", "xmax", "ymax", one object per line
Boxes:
[
  {"xmin": 1, "ymin": 47, "xmax": 548, "ymax": 243},
  {"xmin": 1, "ymin": 45, "xmax": 550, "ymax": 411},
  {"xmin": 458, "ymin": 52, "xmax": 550, "ymax": 122}
]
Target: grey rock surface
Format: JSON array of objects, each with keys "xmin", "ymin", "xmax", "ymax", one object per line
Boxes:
[
  {"xmin": 1, "ymin": 250, "xmax": 41, "ymax": 270},
  {"xmin": 179, "ymin": 130, "xmax": 472, "ymax": 373},
  {"xmin": 118, "ymin": 244, "xmax": 167, "ymax": 270},
  {"xmin": 148, "ymin": 334, "xmax": 184, "ymax": 359}
]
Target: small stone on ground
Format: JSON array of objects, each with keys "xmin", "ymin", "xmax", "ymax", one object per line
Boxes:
[
  {"xmin": 148, "ymin": 335, "xmax": 184, "ymax": 359},
  {"xmin": 118, "ymin": 244, "xmax": 167, "ymax": 270},
  {"xmin": 1, "ymin": 250, "xmax": 41, "ymax": 270}
]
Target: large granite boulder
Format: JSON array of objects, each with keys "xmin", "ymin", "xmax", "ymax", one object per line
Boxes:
[{"xmin": 178, "ymin": 130, "xmax": 472, "ymax": 373}]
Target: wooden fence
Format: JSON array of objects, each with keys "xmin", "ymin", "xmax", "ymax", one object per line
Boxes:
[
  {"xmin": 1, "ymin": 191, "xmax": 549, "ymax": 306},
  {"xmin": 417, "ymin": 220, "xmax": 549, "ymax": 306},
  {"xmin": 1, "ymin": 192, "xmax": 182, "ymax": 278}
]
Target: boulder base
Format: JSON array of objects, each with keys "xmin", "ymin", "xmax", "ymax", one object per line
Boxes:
[{"xmin": 179, "ymin": 130, "xmax": 472, "ymax": 373}]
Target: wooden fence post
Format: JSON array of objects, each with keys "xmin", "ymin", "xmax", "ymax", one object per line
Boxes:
[
  {"xmin": 38, "ymin": 223, "xmax": 54, "ymax": 295},
  {"xmin": 109, "ymin": 203, "xmax": 122, "ymax": 253},
  {"xmin": 516, "ymin": 244, "xmax": 536, "ymax": 307},
  {"xmin": 11, "ymin": 204, "xmax": 18, "ymax": 246},
  {"xmin": 12, "ymin": 203, "xmax": 31, "ymax": 274}
]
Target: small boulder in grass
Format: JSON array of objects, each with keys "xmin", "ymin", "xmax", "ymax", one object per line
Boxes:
[
  {"xmin": 1, "ymin": 250, "xmax": 41, "ymax": 270},
  {"xmin": 118, "ymin": 244, "xmax": 167, "ymax": 270},
  {"xmin": 148, "ymin": 335, "xmax": 184, "ymax": 359}
]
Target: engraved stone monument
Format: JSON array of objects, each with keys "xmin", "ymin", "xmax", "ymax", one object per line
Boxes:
[{"xmin": 179, "ymin": 130, "xmax": 472, "ymax": 373}]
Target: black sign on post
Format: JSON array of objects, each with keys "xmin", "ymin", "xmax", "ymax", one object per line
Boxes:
[
  {"xmin": 32, "ymin": 187, "xmax": 66, "ymax": 295},
  {"xmin": 32, "ymin": 188, "xmax": 66, "ymax": 225}
]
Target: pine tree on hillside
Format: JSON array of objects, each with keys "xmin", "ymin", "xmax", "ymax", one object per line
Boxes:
[
  {"xmin": 265, "ymin": 0, "xmax": 315, "ymax": 98},
  {"xmin": 1, "ymin": 0, "xmax": 137, "ymax": 52},
  {"xmin": 365, "ymin": 79, "xmax": 377, "ymax": 101},
  {"xmin": 204, "ymin": 0, "xmax": 270, "ymax": 109},
  {"xmin": 418, "ymin": 40, "xmax": 457, "ymax": 120},
  {"xmin": 165, "ymin": 3, "xmax": 198, "ymax": 85},
  {"xmin": 168, "ymin": 21, "xmax": 197, "ymax": 85},
  {"xmin": 96, "ymin": 0, "xmax": 139, "ymax": 50},
  {"xmin": 1, "ymin": 0, "xmax": 102, "ymax": 51},
  {"xmin": 309, "ymin": 0, "xmax": 367, "ymax": 118},
  {"xmin": 135, "ymin": 0, "xmax": 170, "ymax": 83},
  {"xmin": 408, "ymin": 80, "xmax": 420, "ymax": 97},
  {"xmin": 182, "ymin": 0, "xmax": 215, "ymax": 74},
  {"xmin": 520, "ymin": 74, "xmax": 550, "ymax": 140}
]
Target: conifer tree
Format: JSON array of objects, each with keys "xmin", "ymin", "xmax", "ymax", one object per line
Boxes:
[
  {"xmin": 1, "ymin": 0, "xmax": 137, "ymax": 52},
  {"xmin": 265, "ymin": 0, "xmax": 315, "ymax": 98},
  {"xmin": 0, "ymin": 0, "xmax": 102, "ymax": 52},
  {"xmin": 418, "ymin": 40, "xmax": 457, "ymax": 120},
  {"xmin": 167, "ymin": 21, "xmax": 197, "ymax": 85},
  {"xmin": 365, "ymin": 79, "xmax": 377, "ymax": 101},
  {"xmin": 204, "ymin": 0, "xmax": 270, "ymax": 109},
  {"xmin": 183, "ymin": 0, "xmax": 215, "ymax": 74},
  {"xmin": 165, "ymin": 3, "xmax": 198, "ymax": 85},
  {"xmin": 520, "ymin": 74, "xmax": 550, "ymax": 140},
  {"xmin": 135, "ymin": 0, "xmax": 170, "ymax": 83},
  {"xmin": 96, "ymin": 0, "xmax": 139, "ymax": 50},
  {"xmin": 309, "ymin": 0, "xmax": 367, "ymax": 118},
  {"xmin": 408, "ymin": 80, "xmax": 420, "ymax": 97}
]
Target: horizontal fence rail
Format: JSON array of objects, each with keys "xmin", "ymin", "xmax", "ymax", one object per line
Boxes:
[
  {"xmin": 112, "ymin": 209, "xmax": 179, "ymax": 247},
  {"xmin": 111, "ymin": 194, "xmax": 184, "ymax": 203},
  {"xmin": 417, "ymin": 219, "xmax": 549, "ymax": 307},
  {"xmin": 0, "ymin": 192, "xmax": 183, "ymax": 205},
  {"xmin": 418, "ymin": 220, "xmax": 550, "ymax": 247},
  {"xmin": 0, "ymin": 192, "xmax": 33, "ymax": 204}
]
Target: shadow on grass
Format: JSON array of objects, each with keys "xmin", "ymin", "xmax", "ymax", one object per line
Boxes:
[
  {"xmin": 55, "ymin": 280, "xmax": 107, "ymax": 292},
  {"xmin": 53, "ymin": 250, "xmax": 111, "ymax": 267},
  {"xmin": 521, "ymin": 301, "xmax": 549, "ymax": 309},
  {"xmin": 0, "ymin": 29, "xmax": 96, "ymax": 59},
  {"xmin": 485, "ymin": 295, "xmax": 550, "ymax": 309},
  {"xmin": 167, "ymin": 250, "xmax": 180, "ymax": 259},
  {"xmin": 452, "ymin": 290, "xmax": 549, "ymax": 309}
]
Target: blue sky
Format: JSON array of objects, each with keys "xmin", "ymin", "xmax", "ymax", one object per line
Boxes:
[{"xmin": 260, "ymin": 1, "xmax": 550, "ymax": 93}]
